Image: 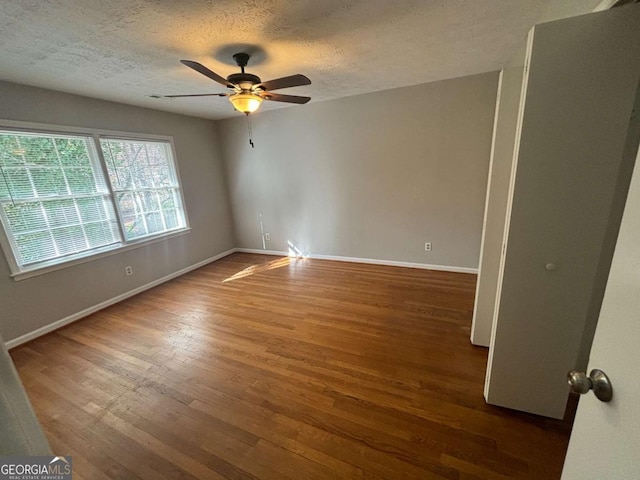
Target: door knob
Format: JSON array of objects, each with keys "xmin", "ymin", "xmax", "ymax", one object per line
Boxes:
[{"xmin": 567, "ymin": 369, "xmax": 613, "ymax": 402}]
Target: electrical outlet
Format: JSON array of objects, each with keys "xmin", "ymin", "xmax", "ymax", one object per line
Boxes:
[
  {"xmin": 265, "ymin": 233, "xmax": 271, "ymax": 241},
  {"xmin": 125, "ymin": 266, "xmax": 133, "ymax": 276},
  {"xmin": 424, "ymin": 242, "xmax": 432, "ymax": 252}
]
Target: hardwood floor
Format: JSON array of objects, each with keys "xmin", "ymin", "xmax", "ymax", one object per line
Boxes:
[{"xmin": 11, "ymin": 253, "xmax": 575, "ymax": 479}]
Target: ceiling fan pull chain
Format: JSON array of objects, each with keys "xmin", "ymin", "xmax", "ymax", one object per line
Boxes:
[{"xmin": 246, "ymin": 114, "xmax": 255, "ymax": 148}]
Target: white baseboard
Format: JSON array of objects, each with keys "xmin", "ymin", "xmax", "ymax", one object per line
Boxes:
[
  {"xmin": 5, "ymin": 248, "xmax": 236, "ymax": 350},
  {"xmin": 234, "ymin": 248, "xmax": 478, "ymax": 274},
  {"xmin": 235, "ymin": 248, "xmax": 289, "ymax": 256},
  {"xmin": 6, "ymin": 247, "xmax": 476, "ymax": 349}
]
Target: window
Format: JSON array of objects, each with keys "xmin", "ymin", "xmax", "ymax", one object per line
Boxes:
[
  {"xmin": 101, "ymin": 139, "xmax": 185, "ymax": 241},
  {"xmin": 0, "ymin": 126, "xmax": 187, "ymax": 278}
]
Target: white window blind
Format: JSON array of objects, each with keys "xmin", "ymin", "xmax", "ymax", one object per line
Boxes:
[
  {"xmin": 100, "ymin": 139, "xmax": 186, "ymax": 240},
  {"xmin": 0, "ymin": 131, "xmax": 120, "ymax": 267},
  {"xmin": 0, "ymin": 127, "xmax": 188, "ymax": 276}
]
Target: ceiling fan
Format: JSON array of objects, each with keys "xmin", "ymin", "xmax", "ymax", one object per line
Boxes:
[{"xmin": 152, "ymin": 53, "xmax": 311, "ymax": 115}]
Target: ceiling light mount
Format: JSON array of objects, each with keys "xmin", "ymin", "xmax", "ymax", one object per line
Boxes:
[{"xmin": 232, "ymin": 52, "xmax": 250, "ymax": 72}]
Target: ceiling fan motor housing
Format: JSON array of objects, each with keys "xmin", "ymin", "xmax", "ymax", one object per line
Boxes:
[{"xmin": 227, "ymin": 72, "xmax": 261, "ymax": 91}]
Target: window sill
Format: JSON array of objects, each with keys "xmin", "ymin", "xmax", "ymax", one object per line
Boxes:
[{"xmin": 10, "ymin": 228, "xmax": 191, "ymax": 282}]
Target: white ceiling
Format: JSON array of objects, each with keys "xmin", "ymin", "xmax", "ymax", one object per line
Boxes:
[{"xmin": 0, "ymin": 0, "xmax": 602, "ymax": 120}]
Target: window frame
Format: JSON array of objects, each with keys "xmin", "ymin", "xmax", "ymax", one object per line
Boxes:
[
  {"xmin": 99, "ymin": 137, "xmax": 186, "ymax": 242},
  {"xmin": 0, "ymin": 120, "xmax": 191, "ymax": 281}
]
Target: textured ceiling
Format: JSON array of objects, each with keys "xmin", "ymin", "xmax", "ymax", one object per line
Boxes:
[{"xmin": 0, "ymin": 0, "xmax": 602, "ymax": 120}]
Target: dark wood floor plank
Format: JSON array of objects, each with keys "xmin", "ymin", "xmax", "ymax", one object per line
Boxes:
[{"xmin": 12, "ymin": 253, "xmax": 575, "ymax": 479}]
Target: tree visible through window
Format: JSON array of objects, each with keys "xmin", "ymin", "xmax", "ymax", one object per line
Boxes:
[
  {"xmin": 101, "ymin": 139, "xmax": 184, "ymax": 240},
  {"xmin": 0, "ymin": 128, "xmax": 187, "ymax": 275}
]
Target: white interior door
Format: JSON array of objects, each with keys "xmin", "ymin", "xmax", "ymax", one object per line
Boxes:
[
  {"xmin": 484, "ymin": 6, "xmax": 640, "ymax": 419},
  {"xmin": 561, "ymin": 141, "xmax": 640, "ymax": 478}
]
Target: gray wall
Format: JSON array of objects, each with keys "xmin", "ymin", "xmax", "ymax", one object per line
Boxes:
[
  {"xmin": 0, "ymin": 81, "xmax": 235, "ymax": 343},
  {"xmin": 220, "ymin": 72, "xmax": 498, "ymax": 269},
  {"xmin": 471, "ymin": 42, "xmax": 528, "ymax": 347}
]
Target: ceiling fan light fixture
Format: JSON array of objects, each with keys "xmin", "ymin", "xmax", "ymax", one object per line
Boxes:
[{"xmin": 229, "ymin": 92, "xmax": 263, "ymax": 114}]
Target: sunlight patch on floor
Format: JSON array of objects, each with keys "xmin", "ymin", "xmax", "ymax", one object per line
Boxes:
[{"xmin": 223, "ymin": 257, "xmax": 291, "ymax": 283}]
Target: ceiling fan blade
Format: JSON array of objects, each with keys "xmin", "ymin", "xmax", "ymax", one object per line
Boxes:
[
  {"xmin": 257, "ymin": 74, "xmax": 311, "ymax": 92},
  {"xmin": 180, "ymin": 60, "xmax": 234, "ymax": 88},
  {"xmin": 262, "ymin": 92, "xmax": 311, "ymax": 104},
  {"xmin": 150, "ymin": 93, "xmax": 228, "ymax": 98}
]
